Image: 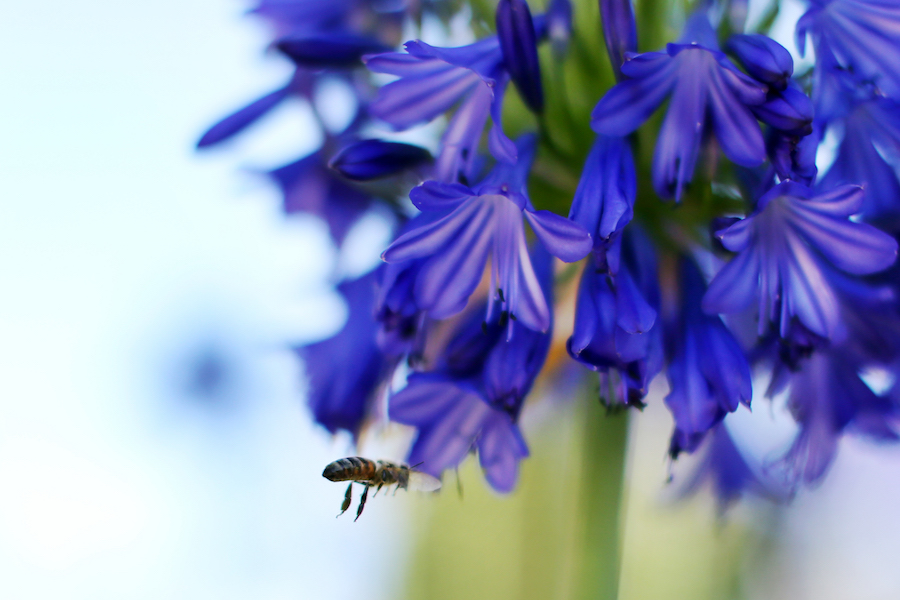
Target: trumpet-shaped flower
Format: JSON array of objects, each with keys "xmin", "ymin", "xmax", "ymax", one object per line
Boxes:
[
  {"xmin": 382, "ymin": 136, "xmax": 591, "ymax": 332},
  {"xmin": 797, "ymin": 0, "xmax": 900, "ymax": 101},
  {"xmin": 665, "ymin": 259, "xmax": 752, "ymax": 458},
  {"xmin": 703, "ymin": 181, "xmax": 898, "ymax": 338},
  {"xmin": 568, "ymin": 229, "xmax": 662, "ymax": 406},
  {"xmin": 389, "ymin": 245, "xmax": 554, "ymax": 491},
  {"xmin": 296, "ymin": 271, "xmax": 387, "ymax": 438},
  {"xmin": 591, "ymin": 14, "xmax": 767, "ymax": 200}
]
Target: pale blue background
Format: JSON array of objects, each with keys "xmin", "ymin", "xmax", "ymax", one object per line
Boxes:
[{"xmin": 0, "ymin": 2, "xmax": 412, "ymax": 598}]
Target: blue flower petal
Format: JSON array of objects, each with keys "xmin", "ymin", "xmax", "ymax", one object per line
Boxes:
[
  {"xmin": 197, "ymin": 86, "xmax": 291, "ymax": 148},
  {"xmin": 727, "ymin": 34, "xmax": 794, "ymax": 90},
  {"xmin": 523, "ymin": 209, "xmax": 592, "ymax": 262}
]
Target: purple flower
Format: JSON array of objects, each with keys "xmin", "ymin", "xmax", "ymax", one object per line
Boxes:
[
  {"xmin": 196, "ymin": 72, "xmax": 313, "ymax": 148},
  {"xmin": 296, "ymin": 271, "xmax": 388, "ymax": 438},
  {"xmin": 820, "ymin": 97, "xmax": 900, "ymax": 219},
  {"xmin": 390, "ymin": 375, "xmax": 529, "ymax": 492},
  {"xmin": 388, "ymin": 245, "xmax": 554, "ymax": 491},
  {"xmin": 382, "ymin": 135, "xmax": 592, "ymax": 332},
  {"xmin": 680, "ymin": 423, "xmax": 786, "ymax": 511},
  {"xmin": 328, "ymin": 139, "xmax": 432, "ymax": 181},
  {"xmin": 365, "ymin": 37, "xmax": 518, "ymax": 180},
  {"xmin": 568, "ymin": 135, "xmax": 636, "ymax": 271},
  {"xmin": 591, "ymin": 15, "xmax": 767, "ymax": 200},
  {"xmin": 665, "ymin": 259, "xmax": 752, "ymax": 458},
  {"xmin": 373, "ymin": 258, "xmax": 426, "ymax": 359},
  {"xmin": 275, "ymin": 32, "xmax": 391, "ymax": 69},
  {"xmin": 268, "ymin": 151, "xmax": 372, "ymax": 244},
  {"xmin": 797, "ymin": 0, "xmax": 900, "ymax": 101},
  {"xmin": 752, "ymin": 81, "xmax": 813, "ymax": 136},
  {"xmin": 727, "ymin": 34, "xmax": 794, "ymax": 91},
  {"xmin": 567, "ymin": 229, "xmax": 662, "ymax": 407},
  {"xmin": 250, "ymin": 0, "xmax": 401, "ymax": 39},
  {"xmin": 776, "ymin": 350, "xmax": 899, "ymax": 486},
  {"xmin": 496, "ymin": 0, "xmax": 544, "ymax": 113},
  {"xmin": 600, "ymin": 0, "xmax": 637, "ymax": 81},
  {"xmin": 768, "ymin": 126, "xmax": 819, "ymax": 187},
  {"xmin": 703, "ymin": 181, "xmax": 898, "ymax": 338}
]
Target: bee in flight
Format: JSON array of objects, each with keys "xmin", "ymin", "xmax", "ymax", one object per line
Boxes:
[{"xmin": 323, "ymin": 457, "xmax": 442, "ymax": 521}]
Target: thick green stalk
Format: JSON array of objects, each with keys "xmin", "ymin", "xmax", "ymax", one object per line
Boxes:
[{"xmin": 574, "ymin": 402, "xmax": 630, "ymax": 600}]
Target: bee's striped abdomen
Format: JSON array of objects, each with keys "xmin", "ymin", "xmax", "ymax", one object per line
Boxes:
[{"xmin": 322, "ymin": 457, "xmax": 377, "ymax": 482}]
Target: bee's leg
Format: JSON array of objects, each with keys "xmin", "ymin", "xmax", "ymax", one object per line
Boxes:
[
  {"xmin": 455, "ymin": 467, "xmax": 464, "ymax": 499},
  {"xmin": 354, "ymin": 485, "xmax": 370, "ymax": 522},
  {"xmin": 373, "ymin": 483, "xmax": 383, "ymax": 497},
  {"xmin": 337, "ymin": 483, "xmax": 353, "ymax": 518}
]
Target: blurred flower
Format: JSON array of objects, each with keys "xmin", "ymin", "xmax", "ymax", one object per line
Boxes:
[
  {"xmin": 599, "ymin": 0, "xmax": 637, "ymax": 81},
  {"xmin": 665, "ymin": 259, "xmax": 752, "ymax": 458},
  {"xmin": 703, "ymin": 181, "xmax": 897, "ymax": 338},
  {"xmin": 797, "ymin": 0, "xmax": 900, "ymax": 101},
  {"xmin": 296, "ymin": 271, "xmax": 389, "ymax": 438}
]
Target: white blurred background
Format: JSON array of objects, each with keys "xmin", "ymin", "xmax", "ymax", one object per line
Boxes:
[{"xmin": 0, "ymin": 2, "xmax": 412, "ymax": 598}]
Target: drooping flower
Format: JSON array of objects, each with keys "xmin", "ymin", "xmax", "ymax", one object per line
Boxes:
[
  {"xmin": 390, "ymin": 376, "xmax": 529, "ymax": 492},
  {"xmin": 819, "ymin": 97, "xmax": 900, "ymax": 220},
  {"xmin": 776, "ymin": 349, "xmax": 899, "ymax": 486},
  {"xmin": 382, "ymin": 135, "xmax": 592, "ymax": 332},
  {"xmin": 591, "ymin": 13, "xmax": 767, "ymax": 200},
  {"xmin": 567, "ymin": 228, "xmax": 662, "ymax": 407},
  {"xmin": 703, "ymin": 181, "xmax": 898, "ymax": 338},
  {"xmin": 664, "ymin": 259, "xmax": 752, "ymax": 458},
  {"xmin": 365, "ymin": 36, "xmax": 518, "ymax": 181},
  {"xmin": 275, "ymin": 32, "xmax": 391, "ymax": 69},
  {"xmin": 568, "ymin": 135, "xmax": 636, "ymax": 272},
  {"xmin": 679, "ymin": 423, "xmax": 787, "ymax": 512},
  {"xmin": 268, "ymin": 150, "xmax": 373, "ymax": 244},
  {"xmin": 389, "ymin": 245, "xmax": 554, "ymax": 491},
  {"xmin": 296, "ymin": 271, "xmax": 388, "ymax": 438},
  {"xmin": 797, "ymin": 0, "xmax": 900, "ymax": 101}
]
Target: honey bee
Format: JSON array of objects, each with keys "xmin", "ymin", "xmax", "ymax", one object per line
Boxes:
[{"xmin": 323, "ymin": 457, "xmax": 442, "ymax": 521}]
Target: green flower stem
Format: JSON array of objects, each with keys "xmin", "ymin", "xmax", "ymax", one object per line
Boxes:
[
  {"xmin": 403, "ymin": 392, "xmax": 632, "ymax": 600},
  {"xmin": 574, "ymin": 402, "xmax": 630, "ymax": 600}
]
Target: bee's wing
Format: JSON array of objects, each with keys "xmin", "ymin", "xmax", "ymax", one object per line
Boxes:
[{"xmin": 407, "ymin": 471, "xmax": 442, "ymax": 492}]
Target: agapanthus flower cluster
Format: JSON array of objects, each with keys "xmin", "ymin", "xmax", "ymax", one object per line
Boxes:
[{"xmin": 200, "ymin": 0, "xmax": 900, "ymax": 508}]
